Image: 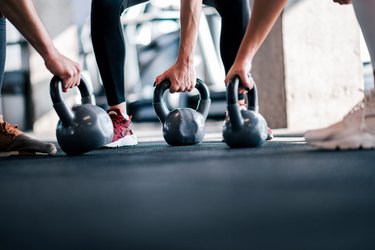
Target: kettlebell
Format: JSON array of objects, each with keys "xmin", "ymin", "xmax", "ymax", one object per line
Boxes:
[
  {"xmin": 50, "ymin": 76, "xmax": 114, "ymax": 155},
  {"xmin": 223, "ymin": 76, "xmax": 268, "ymax": 148},
  {"xmin": 153, "ymin": 79, "xmax": 211, "ymax": 146}
]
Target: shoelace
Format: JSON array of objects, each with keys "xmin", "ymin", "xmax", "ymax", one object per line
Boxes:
[
  {"xmin": 0, "ymin": 122, "xmax": 22, "ymax": 136},
  {"xmin": 110, "ymin": 114, "xmax": 132, "ymax": 136},
  {"xmin": 345, "ymin": 90, "xmax": 372, "ymax": 131},
  {"xmin": 110, "ymin": 114, "xmax": 125, "ymax": 127}
]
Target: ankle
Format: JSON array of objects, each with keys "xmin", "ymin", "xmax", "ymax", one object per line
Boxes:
[
  {"xmin": 109, "ymin": 102, "xmax": 127, "ymax": 114},
  {"xmin": 0, "ymin": 115, "xmax": 3, "ymax": 123}
]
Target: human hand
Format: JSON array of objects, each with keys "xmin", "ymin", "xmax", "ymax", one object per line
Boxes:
[
  {"xmin": 225, "ymin": 58, "xmax": 254, "ymax": 93},
  {"xmin": 333, "ymin": 0, "xmax": 352, "ymax": 5},
  {"xmin": 44, "ymin": 50, "xmax": 81, "ymax": 92},
  {"xmin": 155, "ymin": 61, "xmax": 196, "ymax": 93}
]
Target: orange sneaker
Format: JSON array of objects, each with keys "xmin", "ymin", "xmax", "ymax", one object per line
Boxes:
[{"xmin": 0, "ymin": 121, "xmax": 57, "ymax": 157}]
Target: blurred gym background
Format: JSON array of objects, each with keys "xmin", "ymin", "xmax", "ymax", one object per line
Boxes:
[{"xmin": 2, "ymin": 0, "xmax": 374, "ymax": 137}]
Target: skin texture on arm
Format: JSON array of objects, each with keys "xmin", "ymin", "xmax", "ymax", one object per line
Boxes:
[
  {"xmin": 0, "ymin": 0, "xmax": 80, "ymax": 92},
  {"xmin": 333, "ymin": 0, "xmax": 352, "ymax": 4},
  {"xmin": 226, "ymin": 0, "xmax": 287, "ymax": 90},
  {"xmin": 155, "ymin": 0, "xmax": 202, "ymax": 93}
]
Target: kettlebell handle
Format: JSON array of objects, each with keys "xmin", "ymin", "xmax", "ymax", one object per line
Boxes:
[
  {"xmin": 153, "ymin": 79, "xmax": 211, "ymax": 123},
  {"xmin": 226, "ymin": 76, "xmax": 260, "ymax": 131},
  {"xmin": 227, "ymin": 76, "xmax": 259, "ymax": 112},
  {"xmin": 50, "ymin": 76, "xmax": 94, "ymax": 104},
  {"xmin": 196, "ymin": 78, "xmax": 211, "ymax": 120},
  {"xmin": 50, "ymin": 75, "xmax": 95, "ymax": 126}
]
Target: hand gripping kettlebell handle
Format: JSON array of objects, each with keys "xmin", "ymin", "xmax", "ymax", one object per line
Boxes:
[
  {"xmin": 226, "ymin": 76, "xmax": 260, "ymax": 131},
  {"xmin": 50, "ymin": 75, "xmax": 94, "ymax": 126},
  {"xmin": 153, "ymin": 79, "xmax": 211, "ymax": 123},
  {"xmin": 227, "ymin": 76, "xmax": 259, "ymax": 110}
]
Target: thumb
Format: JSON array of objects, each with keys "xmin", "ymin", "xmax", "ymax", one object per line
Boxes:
[{"xmin": 155, "ymin": 73, "xmax": 168, "ymax": 86}]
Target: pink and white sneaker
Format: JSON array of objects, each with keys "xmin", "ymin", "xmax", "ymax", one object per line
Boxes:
[{"xmin": 104, "ymin": 109, "xmax": 138, "ymax": 148}]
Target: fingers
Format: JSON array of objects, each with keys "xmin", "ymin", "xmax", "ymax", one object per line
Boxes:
[
  {"xmin": 154, "ymin": 70, "xmax": 196, "ymax": 93},
  {"xmin": 155, "ymin": 73, "xmax": 167, "ymax": 86},
  {"xmin": 44, "ymin": 51, "xmax": 81, "ymax": 93},
  {"xmin": 170, "ymin": 78, "xmax": 196, "ymax": 93},
  {"xmin": 62, "ymin": 63, "xmax": 81, "ymax": 92},
  {"xmin": 241, "ymin": 72, "xmax": 255, "ymax": 90},
  {"xmin": 169, "ymin": 83, "xmax": 179, "ymax": 93},
  {"xmin": 226, "ymin": 72, "xmax": 254, "ymax": 92}
]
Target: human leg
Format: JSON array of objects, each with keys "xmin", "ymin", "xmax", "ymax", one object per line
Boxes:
[
  {"xmin": 90, "ymin": 0, "xmax": 147, "ymax": 147},
  {"xmin": 0, "ymin": 14, "xmax": 56, "ymax": 156},
  {"xmin": 352, "ymin": 0, "xmax": 375, "ymax": 77},
  {"xmin": 91, "ymin": 0, "xmax": 127, "ymax": 111},
  {"xmin": 91, "ymin": 0, "xmax": 148, "ymax": 109},
  {"xmin": 204, "ymin": 1, "xmax": 273, "ymax": 139},
  {"xmin": 304, "ymin": 0, "xmax": 375, "ymax": 150},
  {"xmin": 204, "ymin": 0, "xmax": 251, "ymax": 72}
]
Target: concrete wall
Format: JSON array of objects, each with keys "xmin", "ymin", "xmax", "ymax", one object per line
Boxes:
[
  {"xmin": 283, "ymin": 0, "xmax": 363, "ymax": 130},
  {"xmin": 252, "ymin": 0, "xmax": 363, "ymax": 130},
  {"xmin": 252, "ymin": 17, "xmax": 287, "ymax": 129}
]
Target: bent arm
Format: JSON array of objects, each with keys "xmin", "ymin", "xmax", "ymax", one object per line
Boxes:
[
  {"xmin": 177, "ymin": 0, "xmax": 202, "ymax": 68},
  {"xmin": 0, "ymin": 0, "xmax": 81, "ymax": 92},
  {"xmin": 0, "ymin": 0, "xmax": 58, "ymax": 61},
  {"xmin": 226, "ymin": 0, "xmax": 287, "ymax": 88},
  {"xmin": 155, "ymin": 0, "xmax": 202, "ymax": 93}
]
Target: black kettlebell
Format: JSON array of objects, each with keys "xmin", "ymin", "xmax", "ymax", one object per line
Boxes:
[
  {"xmin": 50, "ymin": 76, "xmax": 113, "ymax": 155},
  {"xmin": 153, "ymin": 79, "xmax": 211, "ymax": 146},
  {"xmin": 223, "ymin": 76, "xmax": 268, "ymax": 148}
]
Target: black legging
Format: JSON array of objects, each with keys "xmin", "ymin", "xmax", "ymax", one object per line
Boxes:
[
  {"xmin": 91, "ymin": 0, "xmax": 250, "ymax": 106},
  {"xmin": 0, "ymin": 16, "xmax": 6, "ymax": 114}
]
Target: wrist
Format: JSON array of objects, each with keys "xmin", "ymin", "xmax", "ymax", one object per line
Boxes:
[
  {"xmin": 235, "ymin": 54, "xmax": 253, "ymax": 65},
  {"xmin": 176, "ymin": 54, "xmax": 194, "ymax": 66},
  {"xmin": 40, "ymin": 45, "xmax": 59, "ymax": 63}
]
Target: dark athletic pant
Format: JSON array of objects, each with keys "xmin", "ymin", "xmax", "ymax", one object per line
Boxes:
[
  {"xmin": 91, "ymin": 0, "xmax": 250, "ymax": 106},
  {"xmin": 0, "ymin": 16, "xmax": 6, "ymax": 115}
]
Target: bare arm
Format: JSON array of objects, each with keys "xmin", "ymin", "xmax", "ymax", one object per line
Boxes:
[
  {"xmin": 333, "ymin": 0, "xmax": 352, "ymax": 4},
  {"xmin": 155, "ymin": 0, "xmax": 202, "ymax": 93},
  {"xmin": 226, "ymin": 0, "xmax": 287, "ymax": 89},
  {"xmin": 0, "ymin": 0, "xmax": 80, "ymax": 92}
]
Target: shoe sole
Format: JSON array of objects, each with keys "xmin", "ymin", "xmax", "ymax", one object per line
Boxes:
[
  {"xmin": 308, "ymin": 132, "xmax": 375, "ymax": 150},
  {"xmin": 0, "ymin": 151, "xmax": 54, "ymax": 158},
  {"xmin": 104, "ymin": 135, "xmax": 138, "ymax": 148}
]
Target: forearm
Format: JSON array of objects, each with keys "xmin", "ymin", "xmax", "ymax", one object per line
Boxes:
[
  {"xmin": 236, "ymin": 0, "xmax": 287, "ymax": 63},
  {"xmin": 178, "ymin": 0, "xmax": 202, "ymax": 64},
  {"xmin": 0, "ymin": 0, "xmax": 57, "ymax": 60}
]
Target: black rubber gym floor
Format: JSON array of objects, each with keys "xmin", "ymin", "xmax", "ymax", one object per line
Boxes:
[{"xmin": 0, "ymin": 127, "xmax": 375, "ymax": 249}]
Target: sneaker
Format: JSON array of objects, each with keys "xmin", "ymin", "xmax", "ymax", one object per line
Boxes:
[
  {"xmin": 0, "ymin": 121, "xmax": 57, "ymax": 157},
  {"xmin": 304, "ymin": 88, "xmax": 375, "ymax": 150},
  {"xmin": 267, "ymin": 127, "xmax": 274, "ymax": 141},
  {"xmin": 104, "ymin": 108, "xmax": 138, "ymax": 148}
]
